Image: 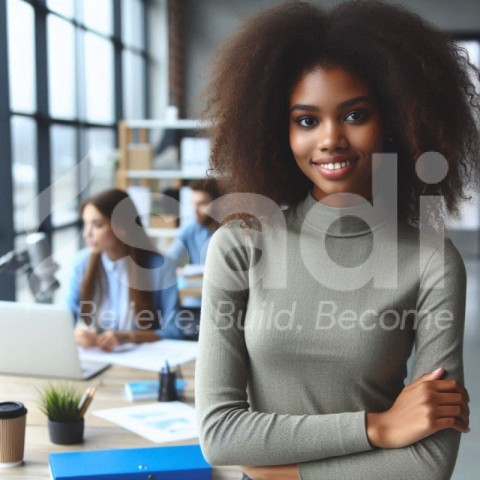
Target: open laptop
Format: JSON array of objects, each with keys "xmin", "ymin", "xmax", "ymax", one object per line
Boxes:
[{"xmin": 0, "ymin": 301, "xmax": 110, "ymax": 380}]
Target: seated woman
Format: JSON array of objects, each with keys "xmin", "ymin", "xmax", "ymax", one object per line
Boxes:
[{"xmin": 67, "ymin": 188, "xmax": 182, "ymax": 351}]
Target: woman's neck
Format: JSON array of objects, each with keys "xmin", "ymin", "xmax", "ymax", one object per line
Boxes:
[
  {"xmin": 315, "ymin": 192, "xmax": 373, "ymax": 208},
  {"xmin": 103, "ymin": 244, "xmax": 128, "ymax": 261}
]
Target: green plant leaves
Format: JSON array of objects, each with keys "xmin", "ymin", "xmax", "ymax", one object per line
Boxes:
[{"xmin": 38, "ymin": 384, "xmax": 82, "ymax": 422}]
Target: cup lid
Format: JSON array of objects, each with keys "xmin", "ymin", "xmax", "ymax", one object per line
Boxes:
[{"xmin": 0, "ymin": 402, "xmax": 27, "ymax": 419}]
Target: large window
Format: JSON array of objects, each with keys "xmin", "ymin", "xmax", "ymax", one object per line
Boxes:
[
  {"xmin": 1, "ymin": 0, "xmax": 151, "ymax": 301},
  {"xmin": 448, "ymin": 39, "xmax": 480, "ymax": 233}
]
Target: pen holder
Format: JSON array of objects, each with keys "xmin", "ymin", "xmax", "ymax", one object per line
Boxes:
[
  {"xmin": 48, "ymin": 418, "xmax": 84, "ymax": 445},
  {"xmin": 158, "ymin": 370, "xmax": 178, "ymax": 402}
]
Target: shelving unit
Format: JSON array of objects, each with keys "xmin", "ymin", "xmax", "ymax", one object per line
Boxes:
[
  {"xmin": 125, "ymin": 170, "xmax": 206, "ymax": 180},
  {"xmin": 116, "ymin": 119, "xmax": 210, "ymax": 248},
  {"xmin": 116, "ymin": 119, "xmax": 210, "ymax": 187},
  {"xmin": 146, "ymin": 228, "xmax": 179, "ymax": 239}
]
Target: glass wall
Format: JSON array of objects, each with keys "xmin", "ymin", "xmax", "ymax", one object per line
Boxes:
[
  {"xmin": 2, "ymin": 0, "xmax": 151, "ymax": 301},
  {"xmin": 448, "ymin": 40, "xmax": 480, "ymax": 233}
]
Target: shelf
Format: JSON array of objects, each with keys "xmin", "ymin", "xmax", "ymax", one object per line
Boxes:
[
  {"xmin": 116, "ymin": 119, "xmax": 210, "ymax": 191},
  {"xmin": 120, "ymin": 170, "xmax": 207, "ymax": 180},
  {"xmin": 146, "ymin": 228, "xmax": 179, "ymax": 238},
  {"xmin": 124, "ymin": 119, "xmax": 210, "ymax": 130}
]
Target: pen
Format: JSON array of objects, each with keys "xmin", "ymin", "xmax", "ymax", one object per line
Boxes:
[
  {"xmin": 77, "ymin": 386, "xmax": 96, "ymax": 418},
  {"xmin": 77, "ymin": 387, "xmax": 90, "ymax": 414},
  {"xmin": 162, "ymin": 361, "xmax": 170, "ymax": 375}
]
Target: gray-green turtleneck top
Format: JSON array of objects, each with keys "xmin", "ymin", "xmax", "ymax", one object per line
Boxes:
[{"xmin": 195, "ymin": 190, "xmax": 466, "ymax": 480}]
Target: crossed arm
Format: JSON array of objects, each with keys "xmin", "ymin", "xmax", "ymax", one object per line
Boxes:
[
  {"xmin": 242, "ymin": 366, "xmax": 469, "ymax": 480},
  {"xmin": 196, "ymin": 229, "xmax": 469, "ymax": 480}
]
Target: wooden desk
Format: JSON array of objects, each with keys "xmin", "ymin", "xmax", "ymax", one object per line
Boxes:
[{"xmin": 0, "ymin": 362, "xmax": 241, "ymax": 479}]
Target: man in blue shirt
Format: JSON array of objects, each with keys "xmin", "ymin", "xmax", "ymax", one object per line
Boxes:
[{"xmin": 166, "ymin": 178, "xmax": 222, "ymax": 267}]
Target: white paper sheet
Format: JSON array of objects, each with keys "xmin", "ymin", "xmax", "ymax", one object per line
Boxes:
[
  {"xmin": 78, "ymin": 340, "xmax": 198, "ymax": 371},
  {"xmin": 93, "ymin": 401, "xmax": 198, "ymax": 443}
]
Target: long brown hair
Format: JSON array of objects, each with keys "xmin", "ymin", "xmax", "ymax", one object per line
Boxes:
[{"xmin": 79, "ymin": 189, "xmax": 157, "ymax": 326}]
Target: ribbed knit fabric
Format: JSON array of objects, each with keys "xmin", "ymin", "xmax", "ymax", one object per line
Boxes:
[{"xmin": 196, "ymin": 190, "xmax": 466, "ymax": 480}]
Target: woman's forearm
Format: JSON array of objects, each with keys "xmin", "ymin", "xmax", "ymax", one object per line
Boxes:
[{"xmin": 119, "ymin": 330, "xmax": 160, "ymax": 344}]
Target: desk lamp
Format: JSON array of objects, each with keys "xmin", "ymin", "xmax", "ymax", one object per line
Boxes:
[{"xmin": 0, "ymin": 232, "xmax": 60, "ymax": 303}]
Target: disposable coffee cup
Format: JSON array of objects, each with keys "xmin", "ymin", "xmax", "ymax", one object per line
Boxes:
[{"xmin": 0, "ymin": 402, "xmax": 27, "ymax": 468}]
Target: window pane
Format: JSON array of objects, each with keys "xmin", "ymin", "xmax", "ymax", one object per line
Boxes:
[
  {"xmin": 11, "ymin": 116, "xmax": 37, "ymax": 232},
  {"xmin": 53, "ymin": 226, "xmax": 83, "ymax": 306},
  {"xmin": 458, "ymin": 40, "xmax": 480, "ymax": 67},
  {"xmin": 447, "ymin": 41, "xmax": 480, "ymax": 230},
  {"xmin": 83, "ymin": 0, "xmax": 112, "ymax": 35},
  {"xmin": 84, "ymin": 128, "xmax": 116, "ymax": 194},
  {"xmin": 47, "ymin": 0, "xmax": 75, "ymax": 18},
  {"xmin": 122, "ymin": 0, "xmax": 144, "ymax": 50},
  {"xmin": 84, "ymin": 32, "xmax": 114, "ymax": 123},
  {"xmin": 123, "ymin": 51, "xmax": 145, "ymax": 119},
  {"xmin": 51, "ymin": 126, "xmax": 78, "ymax": 226},
  {"xmin": 7, "ymin": 0, "xmax": 36, "ymax": 113},
  {"xmin": 48, "ymin": 15, "xmax": 76, "ymax": 119},
  {"xmin": 14, "ymin": 234, "xmax": 33, "ymax": 303}
]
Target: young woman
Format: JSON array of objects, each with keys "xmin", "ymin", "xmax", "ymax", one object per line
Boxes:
[
  {"xmin": 67, "ymin": 188, "xmax": 182, "ymax": 351},
  {"xmin": 195, "ymin": 1, "xmax": 479, "ymax": 479}
]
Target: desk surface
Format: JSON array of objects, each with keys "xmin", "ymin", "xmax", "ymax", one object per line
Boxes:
[{"xmin": 0, "ymin": 362, "xmax": 241, "ymax": 479}]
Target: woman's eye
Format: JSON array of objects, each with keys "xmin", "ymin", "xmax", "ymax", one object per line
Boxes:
[
  {"xmin": 297, "ymin": 117, "xmax": 317, "ymax": 127},
  {"xmin": 345, "ymin": 110, "xmax": 367, "ymax": 122}
]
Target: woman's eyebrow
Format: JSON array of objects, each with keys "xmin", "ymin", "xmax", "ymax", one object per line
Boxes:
[
  {"xmin": 290, "ymin": 96, "xmax": 373, "ymax": 113},
  {"xmin": 337, "ymin": 96, "xmax": 372, "ymax": 109},
  {"xmin": 290, "ymin": 104, "xmax": 320, "ymax": 113}
]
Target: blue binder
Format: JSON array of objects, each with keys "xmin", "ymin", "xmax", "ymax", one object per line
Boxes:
[{"xmin": 49, "ymin": 444, "xmax": 211, "ymax": 479}]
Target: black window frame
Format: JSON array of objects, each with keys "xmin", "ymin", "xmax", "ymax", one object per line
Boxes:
[{"xmin": 0, "ymin": 0, "xmax": 151, "ymax": 300}]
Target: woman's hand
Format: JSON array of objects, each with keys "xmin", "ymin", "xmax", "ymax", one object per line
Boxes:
[
  {"xmin": 74, "ymin": 328, "xmax": 98, "ymax": 348},
  {"xmin": 95, "ymin": 330, "xmax": 160, "ymax": 351},
  {"xmin": 367, "ymin": 367, "xmax": 470, "ymax": 449},
  {"xmin": 241, "ymin": 464, "xmax": 299, "ymax": 480},
  {"xmin": 96, "ymin": 330, "xmax": 124, "ymax": 351}
]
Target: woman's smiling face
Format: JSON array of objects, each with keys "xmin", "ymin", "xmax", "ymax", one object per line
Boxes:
[{"xmin": 289, "ymin": 66, "xmax": 385, "ymax": 206}]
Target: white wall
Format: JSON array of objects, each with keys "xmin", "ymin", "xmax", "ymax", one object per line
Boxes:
[{"xmin": 183, "ymin": 0, "xmax": 480, "ymax": 117}]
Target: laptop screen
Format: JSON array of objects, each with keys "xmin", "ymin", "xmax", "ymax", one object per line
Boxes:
[{"xmin": 0, "ymin": 301, "xmax": 108, "ymax": 379}]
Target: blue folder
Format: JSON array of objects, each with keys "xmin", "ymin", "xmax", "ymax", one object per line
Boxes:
[{"xmin": 49, "ymin": 444, "xmax": 211, "ymax": 479}]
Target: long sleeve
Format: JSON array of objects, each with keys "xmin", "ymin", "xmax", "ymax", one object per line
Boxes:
[
  {"xmin": 195, "ymin": 224, "xmax": 373, "ymax": 466},
  {"xmin": 298, "ymin": 238, "xmax": 466, "ymax": 480},
  {"xmin": 166, "ymin": 222, "xmax": 213, "ymax": 266},
  {"xmin": 166, "ymin": 235, "xmax": 189, "ymax": 267},
  {"xmin": 151, "ymin": 254, "xmax": 183, "ymax": 339}
]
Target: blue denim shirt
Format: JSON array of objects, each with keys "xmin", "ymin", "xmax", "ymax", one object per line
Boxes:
[{"xmin": 166, "ymin": 221, "xmax": 213, "ymax": 266}]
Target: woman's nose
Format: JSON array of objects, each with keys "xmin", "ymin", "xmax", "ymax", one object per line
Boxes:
[{"xmin": 317, "ymin": 121, "xmax": 348, "ymax": 152}]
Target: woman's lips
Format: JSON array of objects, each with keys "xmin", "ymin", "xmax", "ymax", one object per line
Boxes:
[{"xmin": 311, "ymin": 157, "xmax": 358, "ymax": 179}]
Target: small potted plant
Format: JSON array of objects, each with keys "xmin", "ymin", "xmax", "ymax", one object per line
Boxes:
[{"xmin": 38, "ymin": 384, "xmax": 84, "ymax": 445}]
